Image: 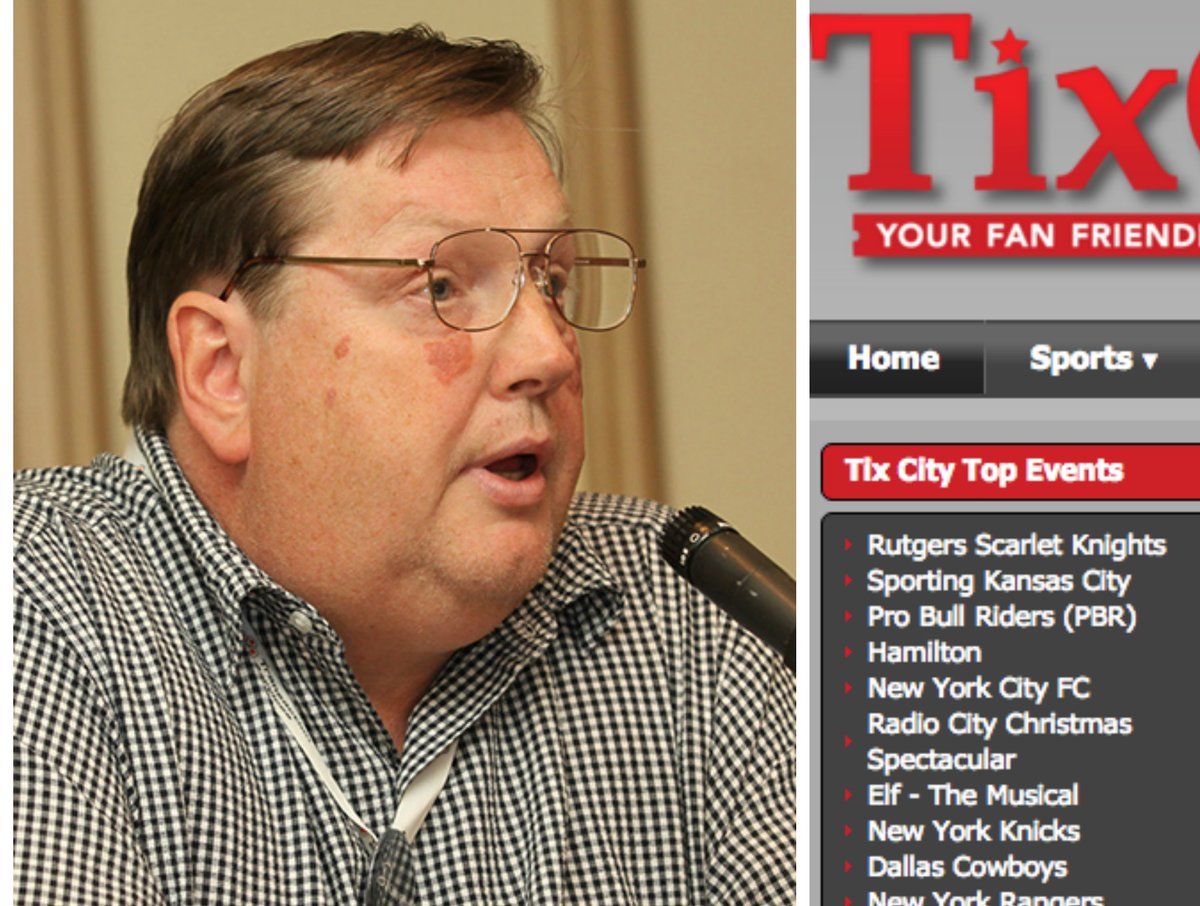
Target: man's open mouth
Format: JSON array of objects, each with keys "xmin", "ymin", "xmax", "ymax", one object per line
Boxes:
[{"xmin": 485, "ymin": 453, "xmax": 539, "ymax": 481}]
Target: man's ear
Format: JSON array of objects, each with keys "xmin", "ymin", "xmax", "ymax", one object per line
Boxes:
[{"xmin": 167, "ymin": 291, "xmax": 255, "ymax": 464}]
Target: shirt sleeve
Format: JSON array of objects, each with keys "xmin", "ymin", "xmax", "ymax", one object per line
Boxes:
[
  {"xmin": 704, "ymin": 635, "xmax": 797, "ymax": 904},
  {"xmin": 14, "ymin": 591, "xmax": 169, "ymax": 906}
]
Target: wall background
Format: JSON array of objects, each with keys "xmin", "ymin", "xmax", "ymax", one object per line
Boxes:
[{"xmin": 14, "ymin": 0, "xmax": 795, "ymax": 570}]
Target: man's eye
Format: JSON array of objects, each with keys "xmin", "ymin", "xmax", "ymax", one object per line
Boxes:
[
  {"xmin": 429, "ymin": 276, "xmax": 454, "ymax": 303},
  {"xmin": 424, "ymin": 270, "xmax": 469, "ymax": 306},
  {"xmin": 546, "ymin": 265, "xmax": 572, "ymax": 297}
]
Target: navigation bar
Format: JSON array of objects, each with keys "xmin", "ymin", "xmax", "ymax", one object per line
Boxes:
[{"xmin": 812, "ymin": 321, "xmax": 1200, "ymax": 397}]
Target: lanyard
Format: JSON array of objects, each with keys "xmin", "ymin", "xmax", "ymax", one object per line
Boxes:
[{"xmin": 242, "ymin": 621, "xmax": 458, "ymax": 850}]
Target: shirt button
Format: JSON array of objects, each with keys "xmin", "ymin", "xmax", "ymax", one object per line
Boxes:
[{"xmin": 288, "ymin": 611, "xmax": 314, "ymax": 635}]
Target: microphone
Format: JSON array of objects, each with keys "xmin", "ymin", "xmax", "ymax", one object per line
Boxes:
[{"xmin": 660, "ymin": 506, "xmax": 796, "ymax": 670}]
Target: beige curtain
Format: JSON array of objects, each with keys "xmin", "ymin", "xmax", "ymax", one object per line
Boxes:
[
  {"xmin": 14, "ymin": 0, "xmax": 111, "ymax": 469},
  {"xmin": 551, "ymin": 0, "xmax": 662, "ymax": 501}
]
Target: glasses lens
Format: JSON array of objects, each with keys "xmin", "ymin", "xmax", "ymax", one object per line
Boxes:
[
  {"xmin": 546, "ymin": 231, "xmax": 637, "ymax": 331},
  {"xmin": 428, "ymin": 231, "xmax": 522, "ymax": 331}
]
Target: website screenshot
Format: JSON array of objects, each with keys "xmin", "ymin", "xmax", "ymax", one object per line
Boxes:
[{"xmin": 809, "ymin": 3, "xmax": 1199, "ymax": 904}]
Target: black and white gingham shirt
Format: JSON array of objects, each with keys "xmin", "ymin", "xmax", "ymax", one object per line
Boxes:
[{"xmin": 15, "ymin": 430, "xmax": 795, "ymax": 904}]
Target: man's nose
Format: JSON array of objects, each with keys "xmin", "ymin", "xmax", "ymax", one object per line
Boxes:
[
  {"xmin": 489, "ymin": 265, "xmax": 579, "ymax": 399},
  {"xmin": 518, "ymin": 251, "xmax": 558, "ymax": 307}
]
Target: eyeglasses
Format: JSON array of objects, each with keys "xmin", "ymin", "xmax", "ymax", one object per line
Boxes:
[{"xmin": 218, "ymin": 228, "xmax": 646, "ymax": 332}]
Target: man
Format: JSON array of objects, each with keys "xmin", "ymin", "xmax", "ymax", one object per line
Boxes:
[{"xmin": 14, "ymin": 27, "xmax": 794, "ymax": 904}]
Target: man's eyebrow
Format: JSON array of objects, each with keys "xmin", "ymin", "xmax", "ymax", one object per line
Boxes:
[
  {"xmin": 371, "ymin": 209, "xmax": 571, "ymax": 243},
  {"xmin": 491, "ymin": 211, "xmax": 577, "ymax": 235},
  {"xmin": 385, "ymin": 199, "xmax": 575, "ymax": 230},
  {"xmin": 368, "ymin": 206, "xmax": 471, "ymax": 245}
]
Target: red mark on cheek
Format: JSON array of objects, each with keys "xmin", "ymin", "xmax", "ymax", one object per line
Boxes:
[
  {"xmin": 324, "ymin": 388, "xmax": 337, "ymax": 408},
  {"xmin": 423, "ymin": 332, "xmax": 473, "ymax": 385},
  {"xmin": 333, "ymin": 336, "xmax": 351, "ymax": 359}
]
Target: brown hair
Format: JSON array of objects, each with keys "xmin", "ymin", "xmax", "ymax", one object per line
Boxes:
[{"xmin": 122, "ymin": 25, "xmax": 558, "ymax": 430}]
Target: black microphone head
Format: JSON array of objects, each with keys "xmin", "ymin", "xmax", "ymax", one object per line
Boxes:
[{"xmin": 659, "ymin": 505, "xmax": 739, "ymax": 578}]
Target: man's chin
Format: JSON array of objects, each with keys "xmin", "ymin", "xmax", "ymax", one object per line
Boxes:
[
  {"xmin": 433, "ymin": 483, "xmax": 573, "ymax": 618},
  {"xmin": 431, "ymin": 551, "xmax": 553, "ymax": 651},
  {"xmin": 440, "ymin": 515, "xmax": 556, "ymax": 595},
  {"xmin": 485, "ymin": 522, "xmax": 558, "ymax": 585}
]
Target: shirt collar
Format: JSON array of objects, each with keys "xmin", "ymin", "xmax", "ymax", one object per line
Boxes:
[
  {"xmin": 530, "ymin": 511, "xmax": 626, "ymax": 652},
  {"xmin": 137, "ymin": 428, "xmax": 290, "ymax": 681},
  {"xmin": 398, "ymin": 507, "xmax": 626, "ymax": 783}
]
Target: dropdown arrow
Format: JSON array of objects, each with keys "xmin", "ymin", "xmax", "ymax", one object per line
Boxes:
[{"xmin": 1142, "ymin": 352, "xmax": 1159, "ymax": 370}]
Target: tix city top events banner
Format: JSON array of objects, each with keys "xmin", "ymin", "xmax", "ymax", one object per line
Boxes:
[{"xmin": 811, "ymin": 4, "xmax": 1200, "ymax": 260}]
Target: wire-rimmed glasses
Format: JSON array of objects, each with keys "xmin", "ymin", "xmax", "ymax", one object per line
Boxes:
[{"xmin": 218, "ymin": 228, "xmax": 646, "ymax": 332}]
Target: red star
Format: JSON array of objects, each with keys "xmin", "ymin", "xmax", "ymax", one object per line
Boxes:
[{"xmin": 992, "ymin": 28, "xmax": 1028, "ymax": 65}]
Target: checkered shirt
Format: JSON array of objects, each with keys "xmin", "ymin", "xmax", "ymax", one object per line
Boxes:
[{"xmin": 15, "ymin": 430, "xmax": 795, "ymax": 904}]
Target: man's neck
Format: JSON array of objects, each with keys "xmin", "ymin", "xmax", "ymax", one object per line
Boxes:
[
  {"xmin": 169, "ymin": 420, "xmax": 450, "ymax": 754},
  {"xmin": 327, "ymin": 613, "xmax": 452, "ymax": 754}
]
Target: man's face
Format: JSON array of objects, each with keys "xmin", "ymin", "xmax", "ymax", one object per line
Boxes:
[{"xmin": 238, "ymin": 112, "xmax": 585, "ymax": 653}]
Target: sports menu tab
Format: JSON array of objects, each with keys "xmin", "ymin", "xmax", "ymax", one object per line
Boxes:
[{"xmin": 811, "ymin": 322, "xmax": 1200, "ymax": 397}]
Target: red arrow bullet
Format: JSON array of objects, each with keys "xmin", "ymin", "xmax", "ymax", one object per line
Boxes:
[
  {"xmin": 844, "ymin": 681, "xmax": 853, "ymax": 694},
  {"xmin": 844, "ymin": 538, "xmax": 853, "ymax": 551},
  {"xmin": 844, "ymin": 824, "xmax": 853, "ymax": 837},
  {"xmin": 844, "ymin": 860, "xmax": 853, "ymax": 873},
  {"xmin": 843, "ymin": 574, "xmax": 853, "ymax": 586},
  {"xmin": 843, "ymin": 645, "xmax": 852, "ymax": 659},
  {"xmin": 843, "ymin": 787, "xmax": 853, "ymax": 801},
  {"xmin": 844, "ymin": 897, "xmax": 853, "ymax": 906},
  {"xmin": 844, "ymin": 735, "xmax": 853, "ymax": 748},
  {"xmin": 843, "ymin": 609, "xmax": 853, "ymax": 623}
]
